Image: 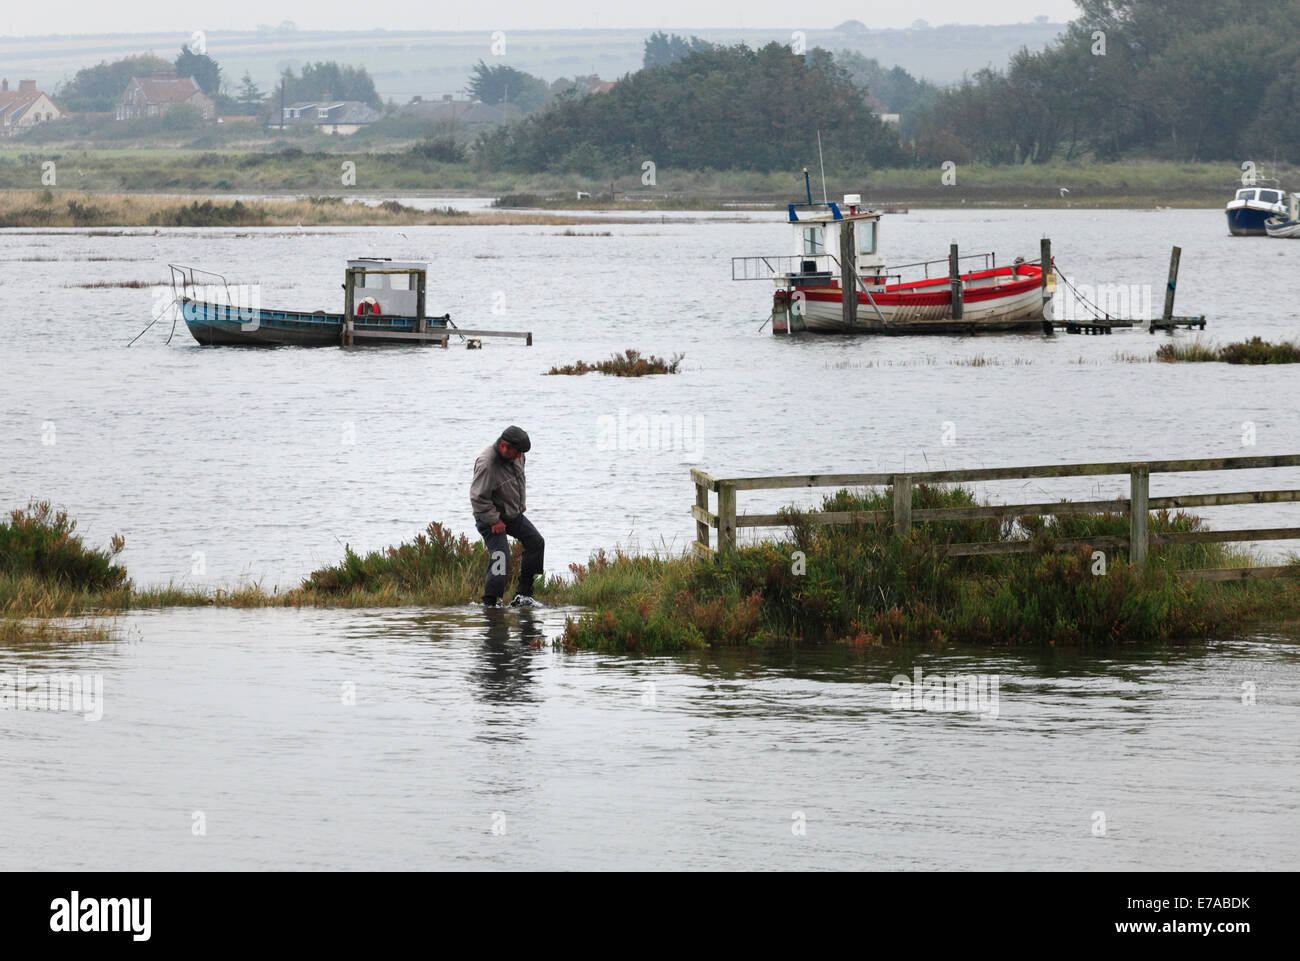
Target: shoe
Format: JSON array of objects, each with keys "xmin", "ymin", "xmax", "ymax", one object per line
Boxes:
[{"xmin": 509, "ymin": 594, "xmax": 545, "ymax": 609}]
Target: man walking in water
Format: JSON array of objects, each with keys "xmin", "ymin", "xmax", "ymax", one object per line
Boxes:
[{"xmin": 470, "ymin": 426, "xmax": 545, "ymax": 608}]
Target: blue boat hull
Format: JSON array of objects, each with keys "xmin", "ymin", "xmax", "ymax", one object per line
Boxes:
[
  {"xmin": 1226, "ymin": 207, "xmax": 1273, "ymax": 236},
  {"xmin": 182, "ymin": 300, "xmax": 449, "ymax": 346}
]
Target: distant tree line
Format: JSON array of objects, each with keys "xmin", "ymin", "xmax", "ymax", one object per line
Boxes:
[{"xmin": 909, "ymin": 0, "xmax": 1300, "ymax": 164}]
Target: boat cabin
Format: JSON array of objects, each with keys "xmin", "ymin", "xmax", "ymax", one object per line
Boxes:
[
  {"xmin": 787, "ymin": 194, "xmax": 886, "ymax": 287},
  {"xmin": 344, "ymin": 258, "xmax": 427, "ymax": 319},
  {"xmin": 1232, "ymin": 187, "xmax": 1286, "ymax": 207}
]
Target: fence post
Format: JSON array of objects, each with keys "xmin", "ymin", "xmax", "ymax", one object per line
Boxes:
[
  {"xmin": 1129, "ymin": 466, "xmax": 1149, "ymax": 566},
  {"xmin": 717, "ymin": 482, "xmax": 737, "ymax": 553},
  {"xmin": 893, "ymin": 474, "xmax": 912, "ymax": 536},
  {"xmin": 695, "ymin": 477, "xmax": 711, "ymax": 554}
]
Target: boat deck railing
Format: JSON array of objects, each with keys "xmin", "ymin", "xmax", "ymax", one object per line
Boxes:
[
  {"xmin": 169, "ymin": 264, "xmax": 235, "ymax": 306},
  {"xmin": 734, "ymin": 250, "xmax": 1023, "ymax": 286},
  {"xmin": 731, "ymin": 253, "xmax": 827, "ymax": 281},
  {"xmin": 891, "ymin": 251, "xmax": 995, "ymax": 278}
]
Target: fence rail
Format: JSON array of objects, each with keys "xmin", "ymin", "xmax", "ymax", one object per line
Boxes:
[{"xmin": 690, "ymin": 455, "xmax": 1300, "ymax": 582}]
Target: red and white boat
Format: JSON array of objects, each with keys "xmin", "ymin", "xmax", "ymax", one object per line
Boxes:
[{"xmin": 733, "ymin": 191, "xmax": 1053, "ymax": 334}]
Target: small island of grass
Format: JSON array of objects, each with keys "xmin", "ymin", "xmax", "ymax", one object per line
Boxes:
[
  {"xmin": 546, "ymin": 349, "xmax": 683, "ymax": 376},
  {"xmin": 1157, "ymin": 338, "xmax": 1300, "ymax": 364}
]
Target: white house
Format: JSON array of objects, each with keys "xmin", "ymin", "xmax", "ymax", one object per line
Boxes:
[
  {"xmin": 277, "ymin": 101, "xmax": 380, "ymax": 134},
  {"xmin": 0, "ymin": 79, "xmax": 61, "ymax": 133}
]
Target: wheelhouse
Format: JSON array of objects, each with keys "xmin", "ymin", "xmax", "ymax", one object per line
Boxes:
[
  {"xmin": 1234, "ymin": 188, "xmax": 1284, "ymax": 205},
  {"xmin": 788, "ymin": 194, "xmax": 885, "ymax": 286},
  {"xmin": 344, "ymin": 258, "xmax": 427, "ymax": 318}
]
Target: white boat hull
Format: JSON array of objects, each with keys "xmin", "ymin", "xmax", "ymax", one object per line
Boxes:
[
  {"xmin": 1265, "ymin": 219, "xmax": 1300, "ymax": 238},
  {"xmin": 789, "ymin": 269, "xmax": 1048, "ymax": 334}
]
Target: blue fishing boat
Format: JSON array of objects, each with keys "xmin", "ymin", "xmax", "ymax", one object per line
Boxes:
[
  {"xmin": 1225, "ymin": 182, "xmax": 1289, "ymax": 236},
  {"xmin": 169, "ymin": 259, "xmax": 532, "ymax": 347}
]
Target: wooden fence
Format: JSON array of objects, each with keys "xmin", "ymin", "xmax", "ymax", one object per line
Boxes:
[{"xmin": 690, "ymin": 455, "xmax": 1300, "ymax": 582}]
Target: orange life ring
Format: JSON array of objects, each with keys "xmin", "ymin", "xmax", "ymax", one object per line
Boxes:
[{"xmin": 356, "ymin": 298, "xmax": 381, "ymax": 316}]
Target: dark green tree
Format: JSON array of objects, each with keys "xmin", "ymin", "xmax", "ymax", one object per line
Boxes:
[
  {"xmin": 467, "ymin": 61, "xmax": 550, "ymax": 113},
  {"xmin": 280, "ymin": 62, "xmax": 382, "ymax": 109},
  {"xmin": 909, "ymin": 0, "xmax": 1300, "ymax": 163},
  {"xmin": 475, "ymin": 42, "xmax": 902, "ymax": 174},
  {"xmin": 236, "ymin": 72, "xmax": 264, "ymax": 107},
  {"xmin": 642, "ymin": 32, "xmax": 715, "ymax": 69},
  {"xmin": 174, "ymin": 45, "xmax": 221, "ymax": 96},
  {"xmin": 55, "ymin": 53, "xmax": 173, "ymax": 112}
]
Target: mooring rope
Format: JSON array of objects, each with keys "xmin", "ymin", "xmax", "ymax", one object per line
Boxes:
[
  {"xmin": 127, "ymin": 296, "xmax": 180, "ymax": 347},
  {"xmin": 1051, "ymin": 263, "xmax": 1113, "ymax": 321}
]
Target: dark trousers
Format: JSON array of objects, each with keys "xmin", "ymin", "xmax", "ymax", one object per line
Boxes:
[{"xmin": 476, "ymin": 514, "xmax": 545, "ymax": 599}]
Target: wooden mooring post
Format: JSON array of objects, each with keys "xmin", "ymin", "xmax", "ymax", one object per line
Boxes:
[
  {"xmin": 342, "ymin": 266, "xmax": 356, "ymax": 346},
  {"xmin": 1161, "ymin": 246, "xmax": 1181, "ymax": 324},
  {"xmin": 949, "ymin": 243, "xmax": 963, "ymax": 320},
  {"xmin": 1148, "ymin": 245, "xmax": 1205, "ymax": 333},
  {"xmin": 840, "ymin": 222, "xmax": 858, "ymax": 330}
]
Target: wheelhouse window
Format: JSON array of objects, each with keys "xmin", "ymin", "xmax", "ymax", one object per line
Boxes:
[
  {"xmin": 856, "ymin": 220, "xmax": 877, "ymax": 254},
  {"xmin": 1237, "ymin": 189, "xmax": 1256, "ymax": 200},
  {"xmin": 1259, "ymin": 190, "xmax": 1281, "ymax": 204},
  {"xmin": 802, "ymin": 226, "xmax": 824, "ymax": 256}
]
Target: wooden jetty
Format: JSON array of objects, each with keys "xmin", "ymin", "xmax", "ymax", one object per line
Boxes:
[
  {"xmin": 1041, "ymin": 243, "xmax": 1207, "ymax": 335},
  {"xmin": 691, "ymin": 454, "xmax": 1300, "ymax": 582}
]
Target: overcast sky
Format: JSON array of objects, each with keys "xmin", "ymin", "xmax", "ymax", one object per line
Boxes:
[{"xmin": 5, "ymin": 1, "xmax": 1079, "ymax": 36}]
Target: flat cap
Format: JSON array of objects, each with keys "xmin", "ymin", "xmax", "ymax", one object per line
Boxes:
[{"xmin": 499, "ymin": 425, "xmax": 531, "ymax": 452}]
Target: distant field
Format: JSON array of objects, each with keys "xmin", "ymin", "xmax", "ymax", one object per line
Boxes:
[{"xmin": 0, "ymin": 153, "xmax": 1257, "ymax": 209}]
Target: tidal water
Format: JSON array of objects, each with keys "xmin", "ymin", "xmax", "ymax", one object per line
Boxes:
[
  {"xmin": 1, "ymin": 608, "xmax": 1297, "ymax": 870},
  {"xmin": 2, "ymin": 207, "xmax": 1299, "ymax": 869}
]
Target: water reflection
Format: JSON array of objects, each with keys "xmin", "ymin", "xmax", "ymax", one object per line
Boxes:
[{"xmin": 472, "ymin": 608, "xmax": 546, "ymax": 707}]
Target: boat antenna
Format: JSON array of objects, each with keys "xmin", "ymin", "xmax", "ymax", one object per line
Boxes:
[
  {"xmin": 816, "ymin": 130, "xmax": 828, "ymax": 204},
  {"xmin": 803, "ymin": 167, "xmax": 812, "ymax": 205}
]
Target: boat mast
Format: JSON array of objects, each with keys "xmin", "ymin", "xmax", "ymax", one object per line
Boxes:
[{"xmin": 816, "ymin": 131, "xmax": 828, "ymax": 204}]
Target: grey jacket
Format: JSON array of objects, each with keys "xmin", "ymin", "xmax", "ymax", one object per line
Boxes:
[{"xmin": 470, "ymin": 443, "xmax": 526, "ymax": 526}]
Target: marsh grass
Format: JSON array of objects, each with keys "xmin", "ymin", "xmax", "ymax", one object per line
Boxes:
[
  {"xmin": 67, "ymin": 280, "xmax": 159, "ymax": 288},
  {"xmin": 8, "ymin": 494, "xmax": 1299, "ymax": 650},
  {"xmin": 1156, "ymin": 337, "xmax": 1300, "ymax": 364},
  {"xmin": 547, "ymin": 349, "xmax": 684, "ymax": 376},
  {"xmin": 559, "ymin": 484, "xmax": 1300, "ymax": 651},
  {"xmin": 0, "ymin": 616, "xmax": 117, "ymax": 645},
  {"xmin": 0, "ymin": 191, "xmax": 634, "ymax": 228}
]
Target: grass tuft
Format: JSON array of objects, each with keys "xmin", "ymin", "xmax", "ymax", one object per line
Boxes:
[
  {"xmin": 1156, "ymin": 337, "xmax": 1300, "ymax": 364},
  {"xmin": 547, "ymin": 349, "xmax": 684, "ymax": 376}
]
